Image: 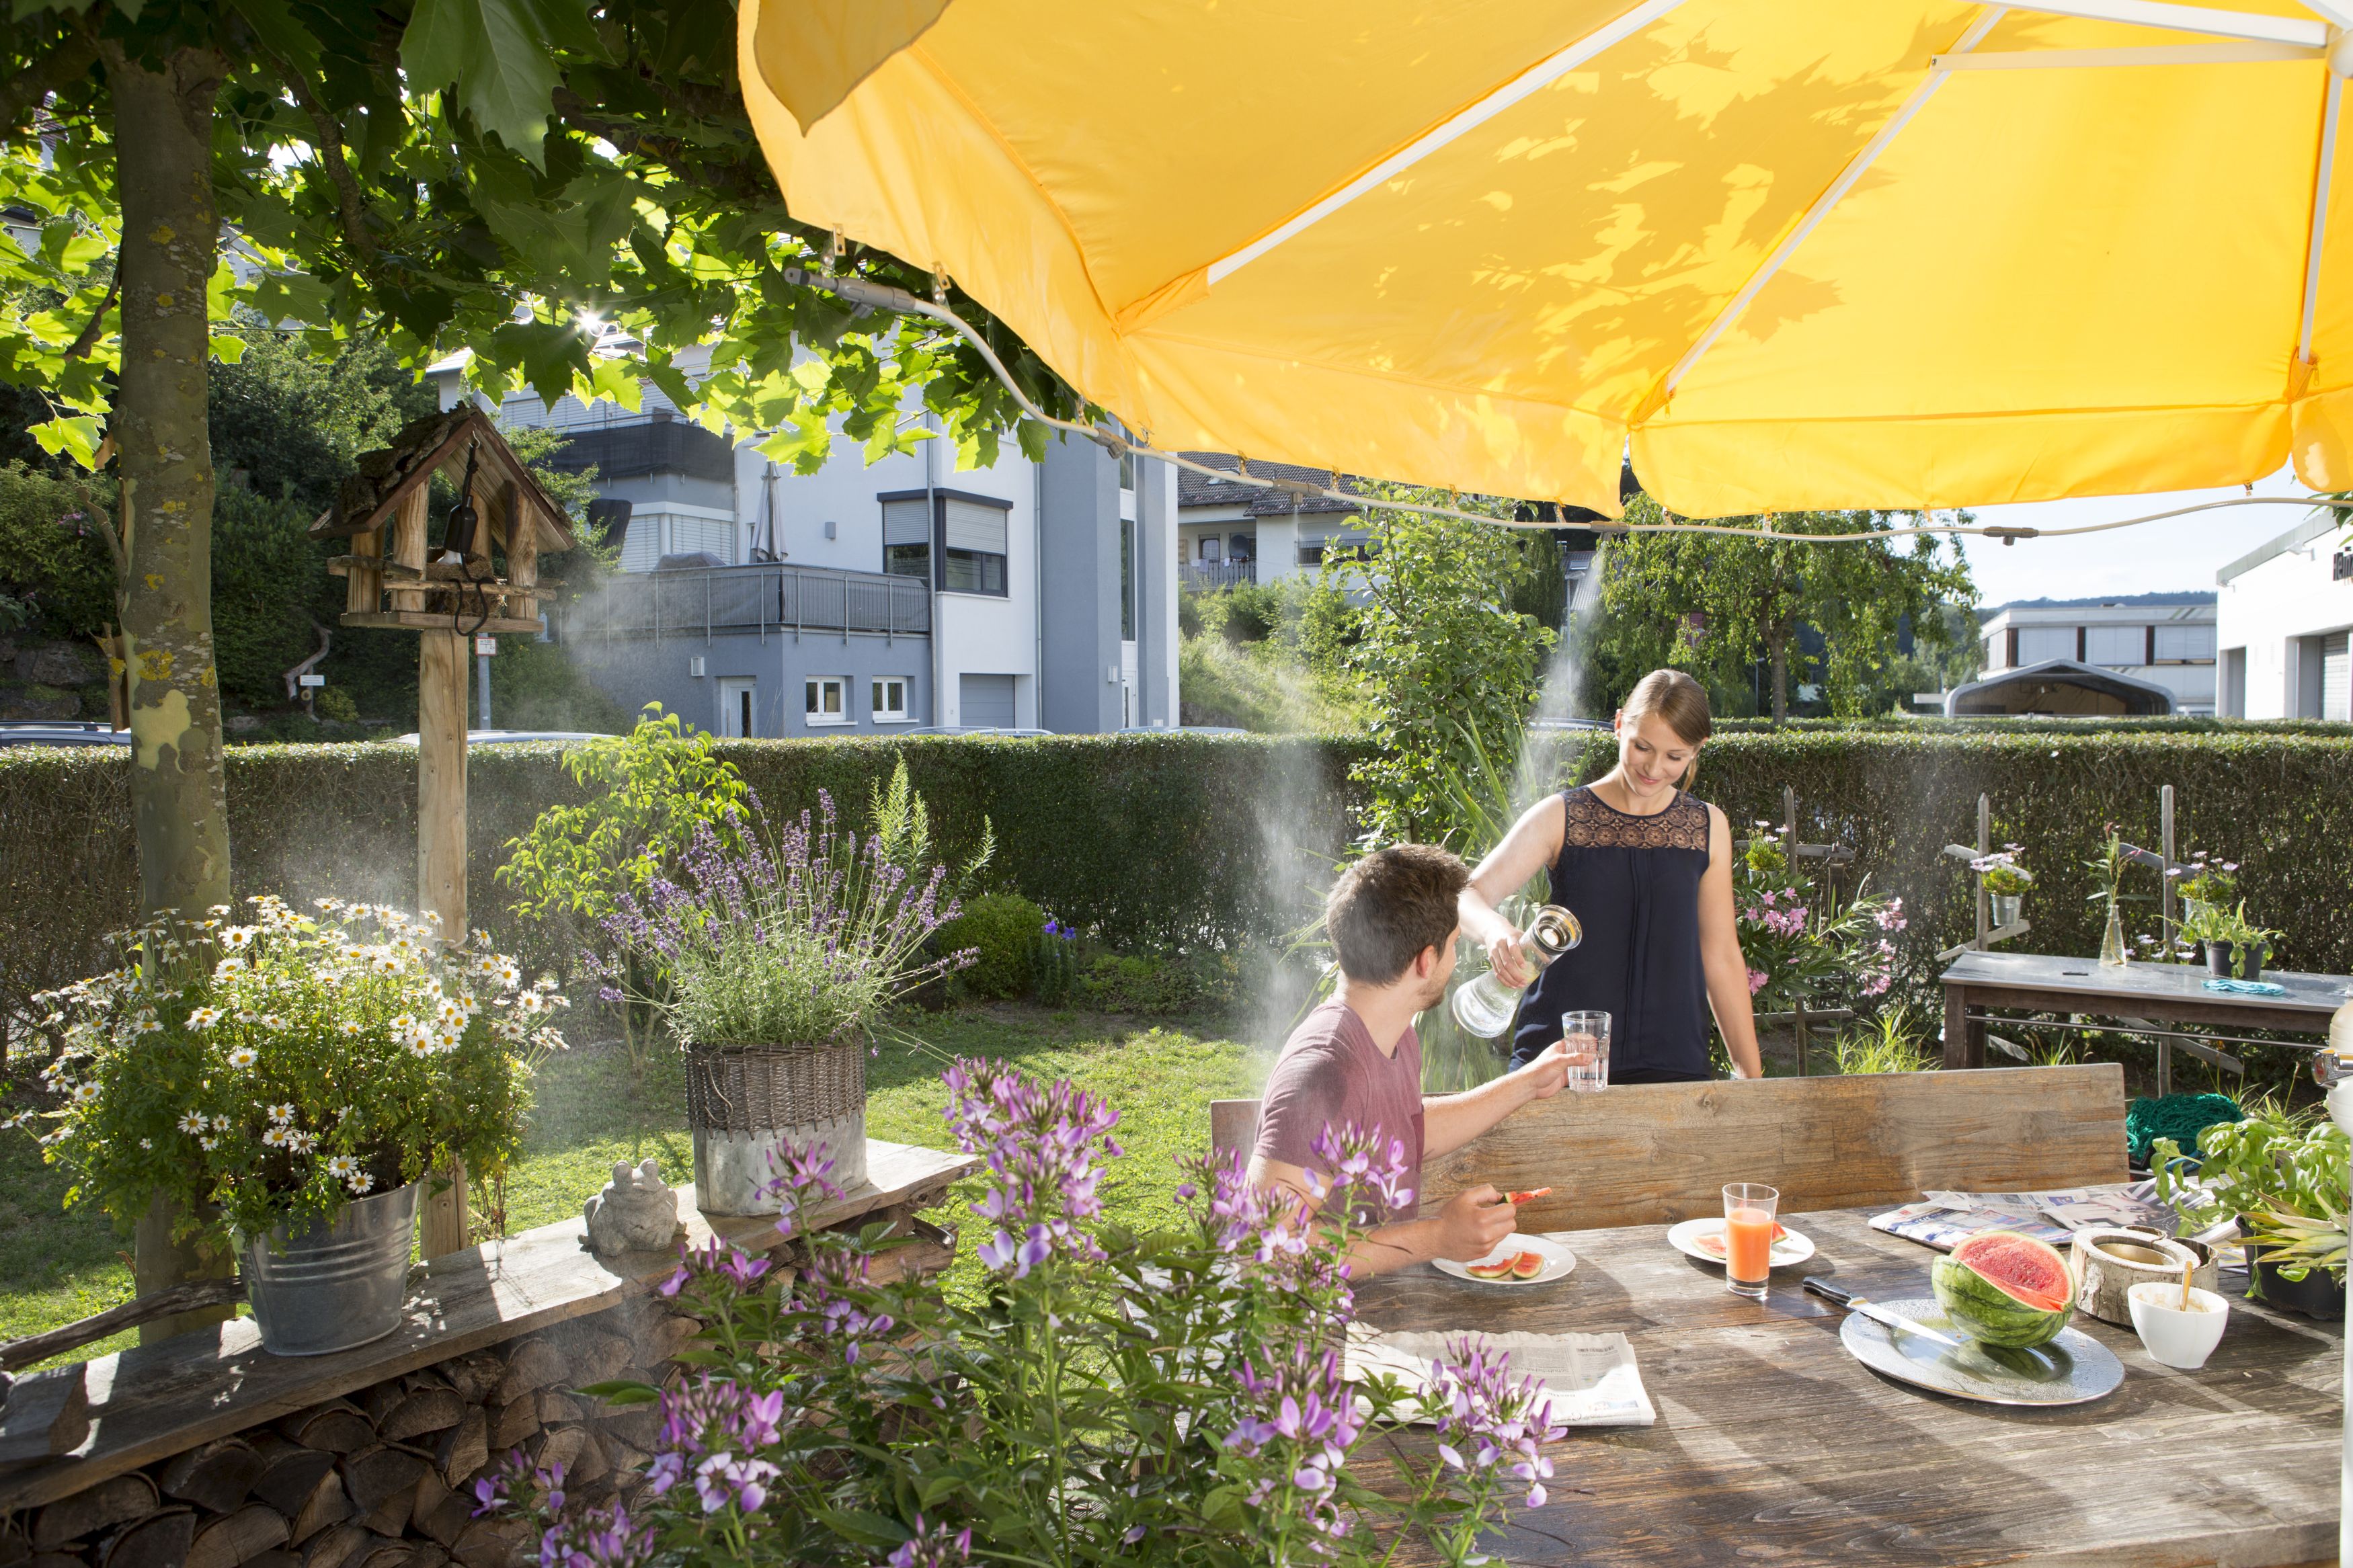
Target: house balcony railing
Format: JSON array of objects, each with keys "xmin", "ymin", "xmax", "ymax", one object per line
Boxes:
[
  {"xmin": 562, "ymin": 563, "xmax": 930, "ymax": 643},
  {"xmin": 1180, "ymin": 561, "xmax": 1259, "ymax": 590}
]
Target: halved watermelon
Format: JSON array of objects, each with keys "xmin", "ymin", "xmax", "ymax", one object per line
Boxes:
[
  {"xmin": 1506, "ymin": 1187, "xmax": 1553, "ymax": 1204},
  {"xmin": 1509, "ymin": 1251, "xmax": 1546, "ymax": 1280},
  {"xmin": 1930, "ymin": 1231, "xmax": 2075, "ymax": 1348}
]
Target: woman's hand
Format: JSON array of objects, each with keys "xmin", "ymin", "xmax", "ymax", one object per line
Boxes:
[{"xmin": 1486, "ymin": 927, "xmax": 1532, "ymax": 989}]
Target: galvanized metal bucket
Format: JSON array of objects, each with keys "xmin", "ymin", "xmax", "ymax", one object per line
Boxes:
[
  {"xmin": 686, "ymin": 1038, "xmax": 869, "ymax": 1216},
  {"xmin": 240, "ymin": 1181, "xmax": 420, "ymax": 1356}
]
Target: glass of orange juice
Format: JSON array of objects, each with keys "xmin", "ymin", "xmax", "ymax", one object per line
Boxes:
[{"xmin": 1722, "ymin": 1182, "xmax": 1780, "ymax": 1299}]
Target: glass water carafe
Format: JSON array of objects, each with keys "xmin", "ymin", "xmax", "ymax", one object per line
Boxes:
[{"xmin": 1450, "ymin": 904, "xmax": 1582, "ymax": 1038}]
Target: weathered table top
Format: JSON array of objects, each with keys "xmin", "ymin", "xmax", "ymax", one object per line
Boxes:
[
  {"xmin": 1353, "ymin": 1207, "xmax": 2342, "ymax": 1567},
  {"xmin": 1940, "ymin": 950, "xmax": 2350, "ymax": 1023}
]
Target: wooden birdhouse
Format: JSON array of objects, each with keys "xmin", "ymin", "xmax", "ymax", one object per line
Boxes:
[{"xmin": 310, "ymin": 404, "xmax": 577, "ymax": 1257}]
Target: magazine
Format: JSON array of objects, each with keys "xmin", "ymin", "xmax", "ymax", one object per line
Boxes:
[
  {"xmin": 1345, "ymin": 1325, "xmax": 1656, "ymax": 1428},
  {"xmin": 1870, "ymin": 1183, "xmax": 2184, "ymax": 1253}
]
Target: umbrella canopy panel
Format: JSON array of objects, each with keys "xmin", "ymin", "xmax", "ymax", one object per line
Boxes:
[{"xmin": 745, "ymin": 0, "xmax": 2353, "ymax": 517}]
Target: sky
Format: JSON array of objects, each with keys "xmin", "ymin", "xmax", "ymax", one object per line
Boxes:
[{"xmin": 1956, "ymin": 466, "xmax": 2321, "ymax": 608}]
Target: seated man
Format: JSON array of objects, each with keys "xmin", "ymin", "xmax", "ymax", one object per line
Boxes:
[{"xmin": 1249, "ymin": 843, "xmax": 1570, "ymax": 1276}]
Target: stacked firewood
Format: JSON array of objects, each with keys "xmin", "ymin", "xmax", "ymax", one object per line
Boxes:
[{"xmin": 3, "ymin": 1301, "xmax": 701, "ymax": 1568}]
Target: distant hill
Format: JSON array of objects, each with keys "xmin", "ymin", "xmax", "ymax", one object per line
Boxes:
[{"xmin": 1991, "ymin": 591, "xmax": 2217, "ymax": 610}]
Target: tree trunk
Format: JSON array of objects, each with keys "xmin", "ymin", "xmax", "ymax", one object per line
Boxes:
[
  {"xmin": 1767, "ymin": 629, "xmax": 1790, "ymax": 727},
  {"xmin": 105, "ymin": 44, "xmax": 237, "ymax": 1337}
]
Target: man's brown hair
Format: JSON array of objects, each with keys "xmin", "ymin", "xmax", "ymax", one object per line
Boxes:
[{"xmin": 1325, "ymin": 843, "xmax": 1467, "ymax": 984}]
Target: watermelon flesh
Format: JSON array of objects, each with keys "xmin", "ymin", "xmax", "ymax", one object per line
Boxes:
[{"xmin": 1931, "ymin": 1231, "xmax": 2075, "ymax": 1348}]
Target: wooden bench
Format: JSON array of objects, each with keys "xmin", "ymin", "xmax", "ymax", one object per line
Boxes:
[{"xmin": 1209, "ymin": 1064, "xmax": 2126, "ymax": 1231}]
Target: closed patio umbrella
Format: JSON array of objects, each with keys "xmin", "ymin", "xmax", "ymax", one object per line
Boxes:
[{"xmin": 742, "ymin": 0, "xmax": 2353, "ymax": 520}]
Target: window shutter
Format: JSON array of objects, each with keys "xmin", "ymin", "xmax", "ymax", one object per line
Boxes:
[
  {"xmin": 943, "ymin": 498, "xmax": 1008, "ymax": 553},
  {"xmin": 883, "ymin": 499, "xmax": 931, "ymax": 546}
]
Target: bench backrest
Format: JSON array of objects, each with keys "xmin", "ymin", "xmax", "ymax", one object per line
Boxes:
[{"xmin": 1208, "ymin": 1063, "xmax": 2126, "ymax": 1230}]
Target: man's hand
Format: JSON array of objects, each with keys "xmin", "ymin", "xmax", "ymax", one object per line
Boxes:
[
  {"xmin": 1511, "ymin": 1039, "xmax": 1574, "ymax": 1101},
  {"xmin": 1431, "ymin": 1184, "xmax": 1517, "ymax": 1262},
  {"xmin": 1485, "ymin": 927, "xmax": 1531, "ymax": 989}
]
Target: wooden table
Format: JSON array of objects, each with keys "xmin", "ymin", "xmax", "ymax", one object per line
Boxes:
[
  {"xmin": 1939, "ymin": 950, "xmax": 2350, "ymax": 1075},
  {"xmin": 1353, "ymin": 1208, "xmax": 2342, "ymax": 1566}
]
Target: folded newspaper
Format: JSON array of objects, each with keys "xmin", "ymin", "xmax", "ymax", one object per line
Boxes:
[
  {"xmin": 1870, "ymin": 1182, "xmax": 2218, "ymax": 1253},
  {"xmin": 1345, "ymin": 1325, "xmax": 1657, "ymax": 1428}
]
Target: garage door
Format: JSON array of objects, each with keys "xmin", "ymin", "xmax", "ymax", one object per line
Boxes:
[{"xmin": 959, "ymin": 673, "xmax": 1016, "ymax": 728}]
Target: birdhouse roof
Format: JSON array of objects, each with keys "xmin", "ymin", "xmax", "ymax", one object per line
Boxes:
[{"xmin": 309, "ymin": 404, "xmax": 578, "ymax": 552}]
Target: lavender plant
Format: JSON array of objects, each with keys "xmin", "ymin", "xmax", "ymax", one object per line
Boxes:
[
  {"xmin": 592, "ymin": 792, "xmax": 971, "ymax": 1048},
  {"xmin": 481, "ymin": 1061, "xmax": 1566, "ymax": 1567}
]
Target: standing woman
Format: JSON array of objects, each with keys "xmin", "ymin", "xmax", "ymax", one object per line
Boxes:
[{"xmin": 1458, "ymin": 669, "xmax": 1765, "ymax": 1082}]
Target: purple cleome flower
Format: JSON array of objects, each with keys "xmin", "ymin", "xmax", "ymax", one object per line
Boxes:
[
  {"xmin": 943, "ymin": 1057, "xmax": 1121, "ymax": 1278},
  {"xmin": 885, "ymin": 1514, "xmax": 974, "ymax": 1568},
  {"xmin": 1428, "ymin": 1334, "xmax": 1569, "ymax": 1510}
]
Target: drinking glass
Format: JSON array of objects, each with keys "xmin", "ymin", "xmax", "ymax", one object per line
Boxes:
[
  {"xmin": 1722, "ymin": 1182, "xmax": 1780, "ymax": 1299},
  {"xmin": 1559, "ymin": 1010, "xmax": 1609, "ymax": 1093}
]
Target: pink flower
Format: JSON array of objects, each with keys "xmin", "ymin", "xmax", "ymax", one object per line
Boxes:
[{"xmin": 1747, "ymin": 968, "xmax": 1768, "ymax": 995}]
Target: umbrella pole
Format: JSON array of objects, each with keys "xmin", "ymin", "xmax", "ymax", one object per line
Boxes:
[{"xmin": 2328, "ymin": 1068, "xmax": 2352, "ymax": 1565}]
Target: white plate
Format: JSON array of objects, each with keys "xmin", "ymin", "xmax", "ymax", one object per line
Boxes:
[
  {"xmin": 1665, "ymin": 1216, "xmax": 1816, "ymax": 1270},
  {"xmin": 1433, "ymin": 1233, "xmax": 1577, "ymax": 1285}
]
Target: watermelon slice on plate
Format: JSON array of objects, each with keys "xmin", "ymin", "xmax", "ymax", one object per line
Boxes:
[{"xmin": 1693, "ymin": 1223, "xmax": 1788, "ymax": 1258}]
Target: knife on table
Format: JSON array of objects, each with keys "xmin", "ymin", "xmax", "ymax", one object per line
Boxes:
[{"xmin": 1802, "ymin": 1277, "xmax": 1964, "ymax": 1350}]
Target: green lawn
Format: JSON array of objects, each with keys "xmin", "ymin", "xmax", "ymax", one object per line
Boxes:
[{"xmin": 0, "ymin": 1005, "xmax": 1265, "ymax": 1368}]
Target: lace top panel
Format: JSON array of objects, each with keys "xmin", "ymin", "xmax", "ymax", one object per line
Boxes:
[{"xmin": 1560, "ymin": 786, "xmax": 1710, "ymax": 853}]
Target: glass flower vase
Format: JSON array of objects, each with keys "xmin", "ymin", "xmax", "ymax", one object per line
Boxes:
[{"xmin": 2099, "ymin": 900, "xmax": 2128, "ymax": 966}]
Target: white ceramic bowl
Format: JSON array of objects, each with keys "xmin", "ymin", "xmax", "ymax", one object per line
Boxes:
[{"xmin": 2127, "ymin": 1282, "xmax": 2231, "ymax": 1370}]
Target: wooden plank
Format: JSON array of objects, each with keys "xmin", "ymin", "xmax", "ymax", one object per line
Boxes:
[
  {"xmin": 324, "ymin": 562, "xmax": 552, "ymax": 597},
  {"xmin": 1955, "ymin": 982, "xmax": 2329, "ymax": 1036},
  {"xmin": 386, "ymin": 491, "xmax": 429, "ymax": 615},
  {"xmin": 1413, "ymin": 1067, "xmax": 2125, "ymax": 1231},
  {"xmin": 333, "ymin": 614, "xmax": 548, "ymax": 637},
  {"xmin": 1351, "ymin": 1207, "xmax": 2341, "ymax": 1567},
  {"xmin": 1940, "ymin": 951, "xmax": 2348, "ymax": 1020},
  {"xmin": 0, "ymin": 1144, "xmax": 973, "ymax": 1515},
  {"xmin": 342, "ymin": 531, "xmax": 380, "ymax": 618}
]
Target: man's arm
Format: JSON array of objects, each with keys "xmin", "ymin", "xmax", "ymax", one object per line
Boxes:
[
  {"xmin": 1421, "ymin": 1040, "xmax": 1572, "ymax": 1161},
  {"xmin": 1246, "ymin": 1154, "xmax": 1515, "ymax": 1278}
]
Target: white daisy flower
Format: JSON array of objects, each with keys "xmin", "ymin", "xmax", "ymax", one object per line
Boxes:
[
  {"xmin": 257, "ymin": 1013, "xmax": 285, "ymax": 1032},
  {"xmin": 337, "ymin": 1020, "xmax": 362, "ymax": 1037},
  {"xmin": 266, "ymin": 1103, "xmax": 294, "ymax": 1124},
  {"xmin": 139, "ymin": 1137, "xmax": 153, "ymax": 1150},
  {"xmin": 187, "ymin": 1006, "xmax": 222, "ymax": 1029},
  {"xmin": 226, "ymin": 1046, "xmax": 257, "ymax": 1069},
  {"xmin": 346, "ymin": 1171, "xmax": 374, "ymax": 1195},
  {"xmin": 220, "ymin": 926, "xmax": 256, "ymax": 951},
  {"xmin": 233, "ymin": 1009, "xmax": 258, "ymax": 1024},
  {"xmin": 389, "ymin": 1013, "xmax": 417, "ymax": 1036},
  {"xmin": 325, "ymin": 1153, "xmax": 358, "ymax": 1179},
  {"xmin": 208, "ymin": 1114, "xmax": 231, "ymax": 1131},
  {"xmin": 262, "ymin": 1126, "xmax": 289, "ymax": 1148},
  {"xmin": 289, "ymin": 1131, "xmax": 317, "ymax": 1153},
  {"xmin": 199, "ymin": 1135, "xmax": 218, "ymax": 1151},
  {"xmin": 71, "ymin": 1082, "xmax": 99, "ymax": 1105},
  {"xmin": 177, "ymin": 1113, "xmax": 204, "ymax": 1134},
  {"xmin": 406, "ymin": 1036, "xmax": 436, "ymax": 1059}
]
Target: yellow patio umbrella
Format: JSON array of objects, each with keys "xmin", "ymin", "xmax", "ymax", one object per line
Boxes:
[{"xmin": 740, "ymin": 0, "xmax": 2353, "ymax": 520}]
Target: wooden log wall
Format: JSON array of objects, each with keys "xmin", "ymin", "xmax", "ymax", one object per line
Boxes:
[{"xmin": 0, "ymin": 1298, "xmax": 698, "ymax": 1568}]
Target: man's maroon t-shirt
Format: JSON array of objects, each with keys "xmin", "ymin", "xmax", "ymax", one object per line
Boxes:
[{"xmin": 1251, "ymin": 1001, "xmax": 1423, "ymax": 1223}]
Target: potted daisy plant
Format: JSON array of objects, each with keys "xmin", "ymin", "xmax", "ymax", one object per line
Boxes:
[{"xmin": 7, "ymin": 896, "xmax": 565, "ymax": 1356}]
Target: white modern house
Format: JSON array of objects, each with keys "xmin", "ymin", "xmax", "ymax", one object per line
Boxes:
[
  {"xmin": 1174, "ymin": 453, "xmax": 1367, "ymax": 588},
  {"xmin": 426, "ymin": 347, "xmax": 1177, "ymax": 737},
  {"xmin": 2215, "ymin": 510, "xmax": 2353, "ymax": 719},
  {"xmin": 1974, "ymin": 595, "xmax": 2218, "ymax": 715}
]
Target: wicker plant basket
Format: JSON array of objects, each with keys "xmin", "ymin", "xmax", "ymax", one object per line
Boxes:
[{"xmin": 685, "ymin": 1036, "xmax": 869, "ymax": 1215}]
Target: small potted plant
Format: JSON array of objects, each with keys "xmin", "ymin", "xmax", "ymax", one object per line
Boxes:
[
  {"xmin": 2171, "ymin": 852, "xmax": 2240, "ymax": 927},
  {"xmin": 596, "ymin": 794, "xmax": 971, "ymax": 1215},
  {"xmin": 2199, "ymin": 901, "xmax": 2280, "ymax": 982},
  {"xmin": 2155, "ymin": 1106, "xmax": 2346, "ymax": 1319},
  {"xmin": 1970, "ymin": 844, "xmax": 2032, "ymax": 930},
  {"xmin": 7, "ymin": 897, "xmax": 564, "ymax": 1355}
]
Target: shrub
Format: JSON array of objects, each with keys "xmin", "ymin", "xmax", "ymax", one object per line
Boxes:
[
  {"xmin": 932, "ymin": 893, "xmax": 1043, "ymax": 1001},
  {"xmin": 1072, "ymin": 948, "xmax": 1244, "ymax": 1018}
]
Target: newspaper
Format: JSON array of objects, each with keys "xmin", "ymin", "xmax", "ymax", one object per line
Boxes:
[
  {"xmin": 1871, "ymin": 1183, "xmax": 2184, "ymax": 1253},
  {"xmin": 1345, "ymin": 1325, "xmax": 1656, "ymax": 1428}
]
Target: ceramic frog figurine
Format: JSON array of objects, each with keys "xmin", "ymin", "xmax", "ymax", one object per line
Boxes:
[{"xmin": 582, "ymin": 1157, "xmax": 684, "ymax": 1255}]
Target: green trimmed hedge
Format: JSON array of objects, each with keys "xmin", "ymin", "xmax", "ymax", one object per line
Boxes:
[
  {"xmin": 6, "ymin": 729, "xmax": 2351, "ymax": 1035},
  {"xmin": 0, "ymin": 735, "xmax": 1364, "ymax": 1027}
]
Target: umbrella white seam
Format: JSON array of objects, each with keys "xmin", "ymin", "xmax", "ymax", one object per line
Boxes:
[
  {"xmin": 1657, "ymin": 9, "xmax": 2005, "ymax": 409},
  {"xmin": 1201, "ymin": 0, "xmax": 1690, "ymax": 288},
  {"xmin": 1999, "ymin": 0, "xmax": 2323, "ymax": 46},
  {"xmin": 2298, "ymin": 74, "xmax": 2342, "ymax": 366}
]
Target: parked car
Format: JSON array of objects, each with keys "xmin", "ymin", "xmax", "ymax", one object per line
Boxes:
[
  {"xmin": 904, "ymin": 725, "xmax": 1054, "ymax": 738},
  {"xmin": 391, "ymin": 729, "xmax": 612, "ymax": 745},
  {"xmin": 1117, "ymin": 725, "xmax": 1248, "ymax": 737},
  {"xmin": 0, "ymin": 720, "xmax": 130, "ymax": 748}
]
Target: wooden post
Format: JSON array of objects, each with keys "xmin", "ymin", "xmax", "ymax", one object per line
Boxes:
[
  {"xmin": 389, "ymin": 487, "xmax": 429, "ymax": 614},
  {"xmin": 2159, "ymin": 784, "xmax": 2177, "ymax": 948},
  {"xmin": 345, "ymin": 523, "xmax": 381, "ymax": 616},
  {"xmin": 1975, "ymin": 794, "xmax": 1991, "ymax": 947},
  {"xmin": 416, "ymin": 628, "xmax": 471, "ymax": 1257},
  {"xmin": 1793, "ymin": 995, "xmax": 1810, "ymax": 1077}
]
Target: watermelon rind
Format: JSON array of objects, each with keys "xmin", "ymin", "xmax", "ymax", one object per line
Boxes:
[{"xmin": 1931, "ymin": 1231, "xmax": 2075, "ymax": 1349}]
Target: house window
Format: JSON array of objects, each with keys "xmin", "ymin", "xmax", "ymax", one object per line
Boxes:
[
  {"xmin": 1121, "ymin": 517, "xmax": 1136, "ymax": 642},
  {"xmin": 2083, "ymin": 626, "xmax": 2142, "ymax": 666},
  {"xmin": 2154, "ymin": 625, "xmax": 2216, "ymax": 663},
  {"xmin": 882, "ymin": 498, "xmax": 930, "ymax": 583},
  {"xmin": 2016, "ymin": 626, "xmax": 2075, "ymax": 665},
  {"xmin": 1298, "ymin": 540, "xmax": 1324, "ymax": 567},
  {"xmin": 1199, "ymin": 536, "xmax": 1221, "ymax": 563},
  {"xmin": 872, "ymin": 677, "xmax": 910, "ymax": 722},
  {"xmin": 942, "ymin": 497, "xmax": 1009, "ymax": 595},
  {"xmin": 804, "ymin": 676, "xmax": 849, "ymax": 726}
]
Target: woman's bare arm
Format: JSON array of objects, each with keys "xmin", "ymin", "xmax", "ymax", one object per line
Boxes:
[
  {"xmin": 1698, "ymin": 804, "xmax": 1764, "ymax": 1079},
  {"xmin": 1458, "ymin": 794, "xmax": 1567, "ymax": 987}
]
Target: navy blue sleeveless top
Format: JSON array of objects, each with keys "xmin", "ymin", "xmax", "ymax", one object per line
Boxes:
[{"xmin": 1509, "ymin": 785, "xmax": 1714, "ymax": 1079}]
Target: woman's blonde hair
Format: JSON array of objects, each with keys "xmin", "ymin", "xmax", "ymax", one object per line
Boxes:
[{"xmin": 1620, "ymin": 669, "xmax": 1713, "ymax": 748}]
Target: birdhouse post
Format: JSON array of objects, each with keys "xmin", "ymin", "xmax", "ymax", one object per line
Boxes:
[{"xmin": 311, "ymin": 406, "xmax": 575, "ymax": 1253}]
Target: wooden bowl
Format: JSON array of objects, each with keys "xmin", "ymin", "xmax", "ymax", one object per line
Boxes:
[{"xmin": 2071, "ymin": 1227, "xmax": 2217, "ymax": 1327}]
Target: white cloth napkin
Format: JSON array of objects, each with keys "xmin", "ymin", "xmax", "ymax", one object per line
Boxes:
[{"xmin": 1345, "ymin": 1325, "xmax": 1657, "ymax": 1427}]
